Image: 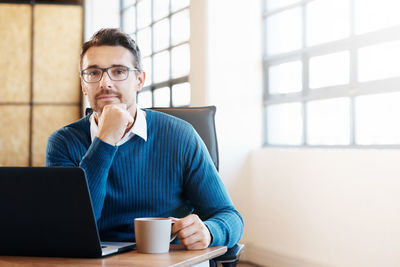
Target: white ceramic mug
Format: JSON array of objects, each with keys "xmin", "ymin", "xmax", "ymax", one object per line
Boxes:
[{"xmin": 134, "ymin": 217, "xmax": 177, "ymax": 254}]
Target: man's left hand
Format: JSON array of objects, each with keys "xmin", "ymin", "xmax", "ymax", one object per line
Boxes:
[{"xmin": 171, "ymin": 214, "xmax": 212, "ymax": 250}]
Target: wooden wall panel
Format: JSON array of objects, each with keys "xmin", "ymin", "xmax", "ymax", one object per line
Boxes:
[
  {"xmin": 33, "ymin": 5, "xmax": 83, "ymax": 103},
  {"xmin": 0, "ymin": 106, "xmax": 30, "ymax": 166},
  {"xmin": 32, "ymin": 105, "xmax": 80, "ymax": 166},
  {"xmin": 0, "ymin": 4, "xmax": 31, "ymax": 103}
]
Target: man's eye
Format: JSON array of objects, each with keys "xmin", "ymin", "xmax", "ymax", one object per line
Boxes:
[
  {"xmin": 85, "ymin": 69, "xmax": 100, "ymax": 76},
  {"xmin": 89, "ymin": 70, "xmax": 100, "ymax": 76},
  {"xmin": 112, "ymin": 68, "xmax": 127, "ymax": 75}
]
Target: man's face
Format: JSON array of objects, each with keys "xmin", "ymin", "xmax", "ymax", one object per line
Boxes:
[{"xmin": 80, "ymin": 45, "xmax": 145, "ymax": 114}]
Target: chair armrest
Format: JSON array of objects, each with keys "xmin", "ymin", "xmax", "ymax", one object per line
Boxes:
[{"xmin": 212, "ymin": 243, "xmax": 245, "ymax": 263}]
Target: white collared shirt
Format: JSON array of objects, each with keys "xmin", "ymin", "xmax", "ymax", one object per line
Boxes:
[{"xmin": 90, "ymin": 108, "xmax": 147, "ymax": 146}]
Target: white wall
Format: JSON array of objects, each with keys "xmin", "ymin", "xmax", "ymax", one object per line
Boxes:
[
  {"xmin": 189, "ymin": 0, "xmax": 209, "ymax": 106},
  {"xmin": 204, "ymin": 0, "xmax": 263, "ymax": 247},
  {"xmin": 246, "ymin": 149, "xmax": 400, "ymax": 267}
]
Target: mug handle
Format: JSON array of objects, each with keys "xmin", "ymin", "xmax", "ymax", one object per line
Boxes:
[
  {"xmin": 170, "ymin": 232, "xmax": 177, "ymax": 242},
  {"xmin": 170, "ymin": 218, "xmax": 179, "ymax": 242}
]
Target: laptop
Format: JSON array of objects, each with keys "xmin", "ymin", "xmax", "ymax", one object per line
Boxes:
[{"xmin": 0, "ymin": 167, "xmax": 135, "ymax": 258}]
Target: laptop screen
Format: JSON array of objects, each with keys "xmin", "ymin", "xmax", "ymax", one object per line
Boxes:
[{"xmin": 0, "ymin": 167, "xmax": 103, "ymax": 257}]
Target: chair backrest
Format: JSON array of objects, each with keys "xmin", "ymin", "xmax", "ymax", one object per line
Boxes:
[
  {"xmin": 150, "ymin": 106, "xmax": 219, "ymax": 171},
  {"xmin": 85, "ymin": 106, "xmax": 219, "ymax": 170}
]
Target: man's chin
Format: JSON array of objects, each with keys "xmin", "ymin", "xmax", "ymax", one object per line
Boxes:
[{"xmin": 95, "ymin": 99, "xmax": 120, "ymax": 109}]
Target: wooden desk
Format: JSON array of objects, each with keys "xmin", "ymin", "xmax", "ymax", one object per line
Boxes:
[{"xmin": 0, "ymin": 245, "xmax": 227, "ymax": 267}]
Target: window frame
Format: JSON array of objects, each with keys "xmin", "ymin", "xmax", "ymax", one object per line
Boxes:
[
  {"xmin": 120, "ymin": 0, "xmax": 190, "ymax": 108},
  {"xmin": 262, "ymin": 0, "xmax": 400, "ymax": 148}
]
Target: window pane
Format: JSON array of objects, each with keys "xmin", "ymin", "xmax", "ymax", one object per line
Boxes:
[
  {"xmin": 358, "ymin": 41, "xmax": 400, "ymax": 82},
  {"xmin": 355, "ymin": 0, "xmax": 400, "ymax": 35},
  {"xmin": 266, "ymin": 8, "xmax": 302, "ymax": 56},
  {"xmin": 154, "ymin": 0, "xmax": 169, "ymax": 20},
  {"xmin": 122, "ymin": 0, "xmax": 136, "ymax": 8},
  {"xmin": 355, "ymin": 92, "xmax": 400, "ymax": 145},
  {"xmin": 171, "ymin": 0, "xmax": 189, "ymax": 12},
  {"xmin": 172, "ymin": 82, "xmax": 190, "ymax": 106},
  {"xmin": 309, "ymin": 51, "xmax": 349, "ymax": 89},
  {"xmin": 266, "ymin": 0, "xmax": 300, "ymax": 11},
  {"xmin": 153, "ymin": 51, "xmax": 170, "ymax": 83},
  {"xmin": 137, "ymin": 27, "xmax": 152, "ymax": 57},
  {"xmin": 307, "ymin": 98, "xmax": 350, "ymax": 145},
  {"xmin": 267, "ymin": 103, "xmax": 303, "ymax": 145},
  {"xmin": 153, "ymin": 18, "xmax": 170, "ymax": 52},
  {"xmin": 171, "ymin": 43, "xmax": 190, "ymax": 78},
  {"xmin": 137, "ymin": 0, "xmax": 152, "ymax": 29},
  {"xmin": 122, "ymin": 6, "xmax": 136, "ymax": 34},
  {"xmin": 142, "ymin": 57, "xmax": 152, "ymax": 87},
  {"xmin": 137, "ymin": 90, "xmax": 152, "ymax": 108},
  {"xmin": 306, "ymin": 0, "xmax": 349, "ymax": 46},
  {"xmin": 154, "ymin": 87, "xmax": 170, "ymax": 107},
  {"xmin": 171, "ymin": 9, "xmax": 190, "ymax": 45},
  {"xmin": 269, "ymin": 61, "xmax": 302, "ymax": 94},
  {"xmin": 129, "ymin": 33, "xmax": 136, "ymax": 41}
]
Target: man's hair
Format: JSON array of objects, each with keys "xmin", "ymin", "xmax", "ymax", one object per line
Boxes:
[{"xmin": 80, "ymin": 28, "xmax": 143, "ymax": 71}]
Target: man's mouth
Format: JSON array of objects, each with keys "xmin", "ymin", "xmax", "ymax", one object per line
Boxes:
[{"xmin": 96, "ymin": 94, "xmax": 119, "ymax": 100}]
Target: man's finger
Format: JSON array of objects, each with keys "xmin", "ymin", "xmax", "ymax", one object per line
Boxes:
[
  {"xmin": 168, "ymin": 217, "xmax": 180, "ymax": 223},
  {"xmin": 172, "ymin": 215, "xmax": 195, "ymax": 233},
  {"xmin": 181, "ymin": 231, "xmax": 203, "ymax": 245},
  {"xmin": 176, "ymin": 224, "xmax": 197, "ymax": 239},
  {"xmin": 112, "ymin": 103, "xmax": 127, "ymax": 109},
  {"xmin": 186, "ymin": 240, "xmax": 209, "ymax": 250}
]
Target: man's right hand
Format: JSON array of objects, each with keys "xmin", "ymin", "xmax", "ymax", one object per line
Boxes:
[{"xmin": 96, "ymin": 104, "xmax": 134, "ymax": 145}]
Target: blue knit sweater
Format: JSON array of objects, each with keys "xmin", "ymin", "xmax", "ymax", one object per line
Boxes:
[{"xmin": 45, "ymin": 109, "xmax": 243, "ymax": 247}]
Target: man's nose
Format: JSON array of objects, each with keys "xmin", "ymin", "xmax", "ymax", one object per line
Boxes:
[{"xmin": 99, "ymin": 71, "xmax": 113, "ymax": 88}]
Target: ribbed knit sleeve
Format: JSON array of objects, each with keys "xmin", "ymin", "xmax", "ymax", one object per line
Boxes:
[
  {"xmin": 46, "ymin": 129, "xmax": 78, "ymax": 167},
  {"xmin": 45, "ymin": 117, "xmax": 118, "ymax": 221},
  {"xmin": 80, "ymin": 137, "xmax": 118, "ymax": 220},
  {"xmin": 181, "ymin": 127, "xmax": 244, "ymax": 248}
]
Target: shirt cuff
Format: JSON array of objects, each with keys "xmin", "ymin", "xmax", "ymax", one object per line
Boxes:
[{"xmin": 204, "ymin": 220, "xmax": 222, "ymax": 247}]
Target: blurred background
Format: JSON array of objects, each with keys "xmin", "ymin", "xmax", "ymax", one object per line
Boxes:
[{"xmin": 1, "ymin": 0, "xmax": 400, "ymax": 266}]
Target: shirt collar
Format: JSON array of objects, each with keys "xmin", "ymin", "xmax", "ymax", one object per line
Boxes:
[{"xmin": 89, "ymin": 107, "xmax": 147, "ymax": 145}]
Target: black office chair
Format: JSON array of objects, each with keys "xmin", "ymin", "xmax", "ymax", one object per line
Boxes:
[{"xmin": 85, "ymin": 106, "xmax": 244, "ymax": 266}]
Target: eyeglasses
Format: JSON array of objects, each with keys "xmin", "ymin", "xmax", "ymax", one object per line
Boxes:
[{"xmin": 81, "ymin": 66, "xmax": 139, "ymax": 83}]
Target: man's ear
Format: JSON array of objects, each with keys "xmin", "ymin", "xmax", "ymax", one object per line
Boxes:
[{"xmin": 136, "ymin": 71, "xmax": 146, "ymax": 92}]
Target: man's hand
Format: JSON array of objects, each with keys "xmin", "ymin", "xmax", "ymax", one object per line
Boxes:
[
  {"xmin": 96, "ymin": 104, "xmax": 134, "ymax": 145},
  {"xmin": 171, "ymin": 214, "xmax": 212, "ymax": 250}
]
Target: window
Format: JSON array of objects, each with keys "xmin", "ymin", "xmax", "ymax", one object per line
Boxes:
[
  {"xmin": 263, "ymin": 0, "xmax": 400, "ymax": 146},
  {"xmin": 120, "ymin": 0, "xmax": 190, "ymax": 108}
]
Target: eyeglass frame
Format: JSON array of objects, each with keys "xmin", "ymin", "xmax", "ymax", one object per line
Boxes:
[{"xmin": 80, "ymin": 65, "xmax": 139, "ymax": 83}]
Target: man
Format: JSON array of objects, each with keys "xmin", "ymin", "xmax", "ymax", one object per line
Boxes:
[{"xmin": 46, "ymin": 28, "xmax": 243, "ymax": 250}]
